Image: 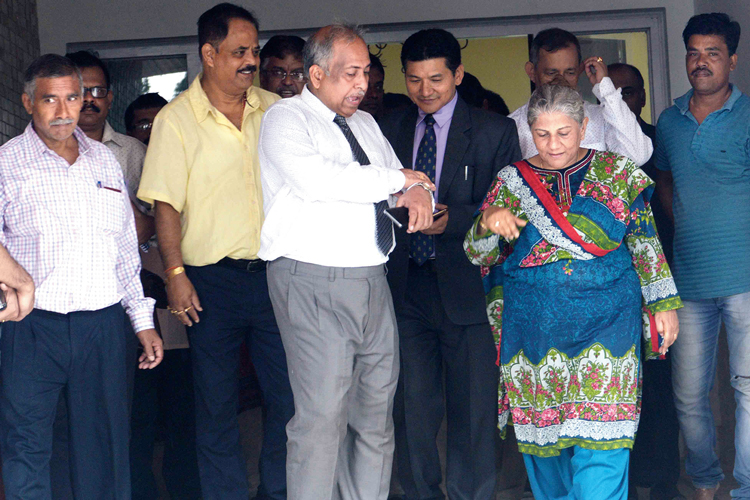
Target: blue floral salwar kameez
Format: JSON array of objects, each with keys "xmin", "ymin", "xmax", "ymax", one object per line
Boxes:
[{"xmin": 464, "ymin": 150, "xmax": 682, "ymax": 498}]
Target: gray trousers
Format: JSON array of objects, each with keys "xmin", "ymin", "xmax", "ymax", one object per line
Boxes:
[{"xmin": 267, "ymin": 257, "xmax": 399, "ymax": 500}]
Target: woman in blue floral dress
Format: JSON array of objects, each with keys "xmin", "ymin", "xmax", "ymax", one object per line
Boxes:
[{"xmin": 464, "ymin": 84, "xmax": 682, "ymax": 499}]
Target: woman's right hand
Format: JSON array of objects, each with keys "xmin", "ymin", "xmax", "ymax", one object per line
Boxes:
[{"xmin": 480, "ymin": 207, "xmax": 527, "ymax": 240}]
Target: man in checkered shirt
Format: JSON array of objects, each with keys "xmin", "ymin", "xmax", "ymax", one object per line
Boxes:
[{"xmin": 0, "ymin": 54, "xmax": 163, "ymax": 499}]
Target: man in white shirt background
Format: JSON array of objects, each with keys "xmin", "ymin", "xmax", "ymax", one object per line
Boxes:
[
  {"xmin": 509, "ymin": 28, "xmax": 653, "ymax": 166},
  {"xmin": 259, "ymin": 23, "xmax": 434, "ymax": 500}
]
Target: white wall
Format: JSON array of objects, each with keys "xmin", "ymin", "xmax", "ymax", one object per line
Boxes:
[
  {"xmin": 694, "ymin": 0, "xmax": 750, "ymax": 93},
  {"xmin": 37, "ymin": 0, "xmax": 696, "ymax": 99}
]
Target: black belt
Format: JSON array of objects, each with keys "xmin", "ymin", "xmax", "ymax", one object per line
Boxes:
[
  {"xmin": 216, "ymin": 257, "xmax": 266, "ymax": 272},
  {"xmin": 409, "ymin": 258, "xmax": 437, "ymax": 273}
]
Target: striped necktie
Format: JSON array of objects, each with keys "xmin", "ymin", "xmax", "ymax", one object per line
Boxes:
[{"xmin": 333, "ymin": 114, "xmax": 393, "ymax": 256}]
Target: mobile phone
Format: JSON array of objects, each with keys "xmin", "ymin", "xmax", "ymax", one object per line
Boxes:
[
  {"xmin": 385, "ymin": 207, "xmax": 409, "ymax": 228},
  {"xmin": 433, "ymin": 207, "xmax": 448, "ymax": 220},
  {"xmin": 0, "ymin": 288, "xmax": 6, "ymax": 312}
]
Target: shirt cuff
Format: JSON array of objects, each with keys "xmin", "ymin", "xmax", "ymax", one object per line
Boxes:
[
  {"xmin": 388, "ymin": 169, "xmax": 406, "ymax": 194},
  {"xmin": 592, "ymin": 76, "xmax": 617, "ymax": 101},
  {"xmin": 127, "ymin": 297, "xmax": 156, "ymax": 333}
]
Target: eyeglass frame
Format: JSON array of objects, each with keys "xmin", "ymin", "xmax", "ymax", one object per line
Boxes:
[
  {"xmin": 263, "ymin": 68, "xmax": 306, "ymax": 82},
  {"xmin": 83, "ymin": 86, "xmax": 110, "ymax": 99},
  {"xmin": 133, "ymin": 122, "xmax": 153, "ymax": 131}
]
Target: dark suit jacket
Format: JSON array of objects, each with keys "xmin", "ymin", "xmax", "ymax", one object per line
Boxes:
[{"xmin": 380, "ymin": 96, "xmax": 521, "ymax": 325}]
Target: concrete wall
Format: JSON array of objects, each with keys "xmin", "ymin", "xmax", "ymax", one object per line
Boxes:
[
  {"xmin": 0, "ymin": 0, "xmax": 40, "ymax": 144},
  {"xmin": 37, "ymin": 0, "xmax": 696, "ymax": 100}
]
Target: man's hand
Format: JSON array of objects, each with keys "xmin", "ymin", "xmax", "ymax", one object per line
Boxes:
[
  {"xmin": 0, "ymin": 285, "xmax": 21, "ymax": 322},
  {"xmin": 136, "ymin": 328, "xmax": 164, "ymax": 369},
  {"xmin": 480, "ymin": 207, "xmax": 527, "ymax": 240},
  {"xmin": 166, "ymin": 273, "xmax": 202, "ymax": 327},
  {"xmin": 583, "ymin": 56, "xmax": 608, "ymax": 86},
  {"xmin": 0, "ymin": 279, "xmax": 36, "ymax": 322},
  {"xmin": 396, "ymin": 187, "xmax": 433, "ymax": 233},
  {"xmin": 654, "ymin": 310, "xmax": 679, "ymax": 355},
  {"xmin": 401, "ymin": 169, "xmax": 436, "ymax": 191},
  {"xmin": 421, "ymin": 203, "xmax": 448, "ymax": 235}
]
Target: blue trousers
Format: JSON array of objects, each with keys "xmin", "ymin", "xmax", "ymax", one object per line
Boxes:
[
  {"xmin": 523, "ymin": 447, "xmax": 629, "ymax": 500},
  {"xmin": 186, "ymin": 264, "xmax": 294, "ymax": 500},
  {"xmin": 0, "ymin": 305, "xmax": 130, "ymax": 500},
  {"xmin": 672, "ymin": 292, "xmax": 750, "ymax": 498}
]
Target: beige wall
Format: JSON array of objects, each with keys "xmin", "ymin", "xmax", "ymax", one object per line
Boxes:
[{"xmin": 37, "ymin": 0, "xmax": 696, "ymax": 100}]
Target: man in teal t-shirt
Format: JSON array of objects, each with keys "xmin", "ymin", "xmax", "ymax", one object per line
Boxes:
[{"xmin": 655, "ymin": 12, "xmax": 750, "ymax": 500}]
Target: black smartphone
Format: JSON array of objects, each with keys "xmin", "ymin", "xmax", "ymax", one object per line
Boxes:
[
  {"xmin": 0, "ymin": 288, "xmax": 6, "ymax": 312},
  {"xmin": 433, "ymin": 207, "xmax": 448, "ymax": 220},
  {"xmin": 385, "ymin": 207, "xmax": 409, "ymax": 228}
]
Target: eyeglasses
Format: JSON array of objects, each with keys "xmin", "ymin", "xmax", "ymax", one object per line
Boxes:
[
  {"xmin": 83, "ymin": 86, "xmax": 109, "ymax": 98},
  {"xmin": 266, "ymin": 68, "xmax": 305, "ymax": 82},
  {"xmin": 133, "ymin": 122, "xmax": 153, "ymax": 131}
]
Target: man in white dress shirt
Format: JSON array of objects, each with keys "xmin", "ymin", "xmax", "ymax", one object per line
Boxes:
[
  {"xmin": 509, "ymin": 28, "xmax": 653, "ymax": 166},
  {"xmin": 259, "ymin": 23, "xmax": 434, "ymax": 500}
]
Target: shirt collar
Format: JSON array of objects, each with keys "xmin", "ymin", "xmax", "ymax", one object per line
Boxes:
[
  {"xmin": 300, "ymin": 85, "xmax": 338, "ymax": 122},
  {"xmin": 102, "ymin": 121, "xmax": 122, "ymax": 147},
  {"xmin": 188, "ymin": 73, "xmax": 263, "ymax": 123},
  {"xmin": 417, "ymin": 91, "xmax": 459, "ymax": 129},
  {"xmin": 674, "ymin": 84, "xmax": 742, "ymax": 115},
  {"xmin": 22, "ymin": 122, "xmax": 92, "ymax": 162}
]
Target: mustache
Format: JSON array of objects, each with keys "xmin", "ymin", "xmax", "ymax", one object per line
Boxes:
[
  {"xmin": 81, "ymin": 102, "xmax": 101, "ymax": 113},
  {"xmin": 692, "ymin": 67, "xmax": 713, "ymax": 76},
  {"xmin": 50, "ymin": 118, "xmax": 74, "ymax": 126},
  {"xmin": 238, "ymin": 65, "xmax": 257, "ymax": 73},
  {"xmin": 353, "ymin": 90, "xmax": 365, "ymax": 97}
]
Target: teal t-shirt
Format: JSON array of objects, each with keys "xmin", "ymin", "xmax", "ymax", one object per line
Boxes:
[{"xmin": 655, "ymin": 85, "xmax": 750, "ymax": 300}]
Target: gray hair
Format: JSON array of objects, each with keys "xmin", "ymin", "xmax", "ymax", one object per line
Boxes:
[
  {"xmin": 527, "ymin": 84, "xmax": 585, "ymax": 127},
  {"xmin": 303, "ymin": 23, "xmax": 366, "ymax": 75},
  {"xmin": 23, "ymin": 54, "xmax": 83, "ymax": 103}
]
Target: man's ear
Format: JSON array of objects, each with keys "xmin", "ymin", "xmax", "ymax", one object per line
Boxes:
[
  {"xmin": 201, "ymin": 43, "xmax": 216, "ymax": 68},
  {"xmin": 524, "ymin": 61, "xmax": 536, "ymax": 84},
  {"xmin": 453, "ymin": 64, "xmax": 465, "ymax": 86},
  {"xmin": 105, "ymin": 89, "xmax": 114, "ymax": 110},
  {"xmin": 308, "ymin": 64, "xmax": 325, "ymax": 90},
  {"xmin": 22, "ymin": 93, "xmax": 33, "ymax": 115}
]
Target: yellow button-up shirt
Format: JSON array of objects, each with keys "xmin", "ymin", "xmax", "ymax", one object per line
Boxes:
[{"xmin": 138, "ymin": 75, "xmax": 279, "ymax": 266}]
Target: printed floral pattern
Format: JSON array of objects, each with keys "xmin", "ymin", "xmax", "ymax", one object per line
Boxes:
[
  {"xmin": 501, "ymin": 343, "xmax": 640, "ymax": 455},
  {"xmin": 464, "ymin": 150, "xmax": 683, "ymax": 456}
]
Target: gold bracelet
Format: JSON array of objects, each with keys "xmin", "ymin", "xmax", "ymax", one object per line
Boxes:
[{"xmin": 164, "ymin": 266, "xmax": 185, "ymax": 284}]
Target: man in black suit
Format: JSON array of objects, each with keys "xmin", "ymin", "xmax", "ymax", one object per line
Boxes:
[{"xmin": 380, "ymin": 29, "xmax": 521, "ymax": 500}]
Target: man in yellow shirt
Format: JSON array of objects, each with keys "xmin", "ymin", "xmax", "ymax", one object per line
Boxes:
[{"xmin": 137, "ymin": 4, "xmax": 293, "ymax": 499}]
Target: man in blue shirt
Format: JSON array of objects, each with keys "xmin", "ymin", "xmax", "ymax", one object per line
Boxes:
[{"xmin": 655, "ymin": 13, "xmax": 750, "ymax": 500}]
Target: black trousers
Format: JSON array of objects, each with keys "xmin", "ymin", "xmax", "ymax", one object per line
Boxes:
[
  {"xmin": 186, "ymin": 263, "xmax": 294, "ymax": 500},
  {"xmin": 0, "ymin": 305, "xmax": 130, "ymax": 500},
  {"xmin": 393, "ymin": 263, "xmax": 498, "ymax": 500},
  {"xmin": 629, "ymin": 355, "xmax": 681, "ymax": 496},
  {"xmin": 130, "ymin": 347, "xmax": 202, "ymax": 499}
]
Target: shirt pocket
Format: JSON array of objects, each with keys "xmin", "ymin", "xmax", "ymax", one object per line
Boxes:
[{"xmin": 91, "ymin": 185, "xmax": 126, "ymax": 236}]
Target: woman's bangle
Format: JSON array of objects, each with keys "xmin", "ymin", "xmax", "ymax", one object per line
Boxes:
[{"xmin": 164, "ymin": 266, "xmax": 185, "ymax": 284}]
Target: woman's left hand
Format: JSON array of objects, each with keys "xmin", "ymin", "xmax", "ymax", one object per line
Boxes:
[{"xmin": 654, "ymin": 310, "xmax": 679, "ymax": 355}]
